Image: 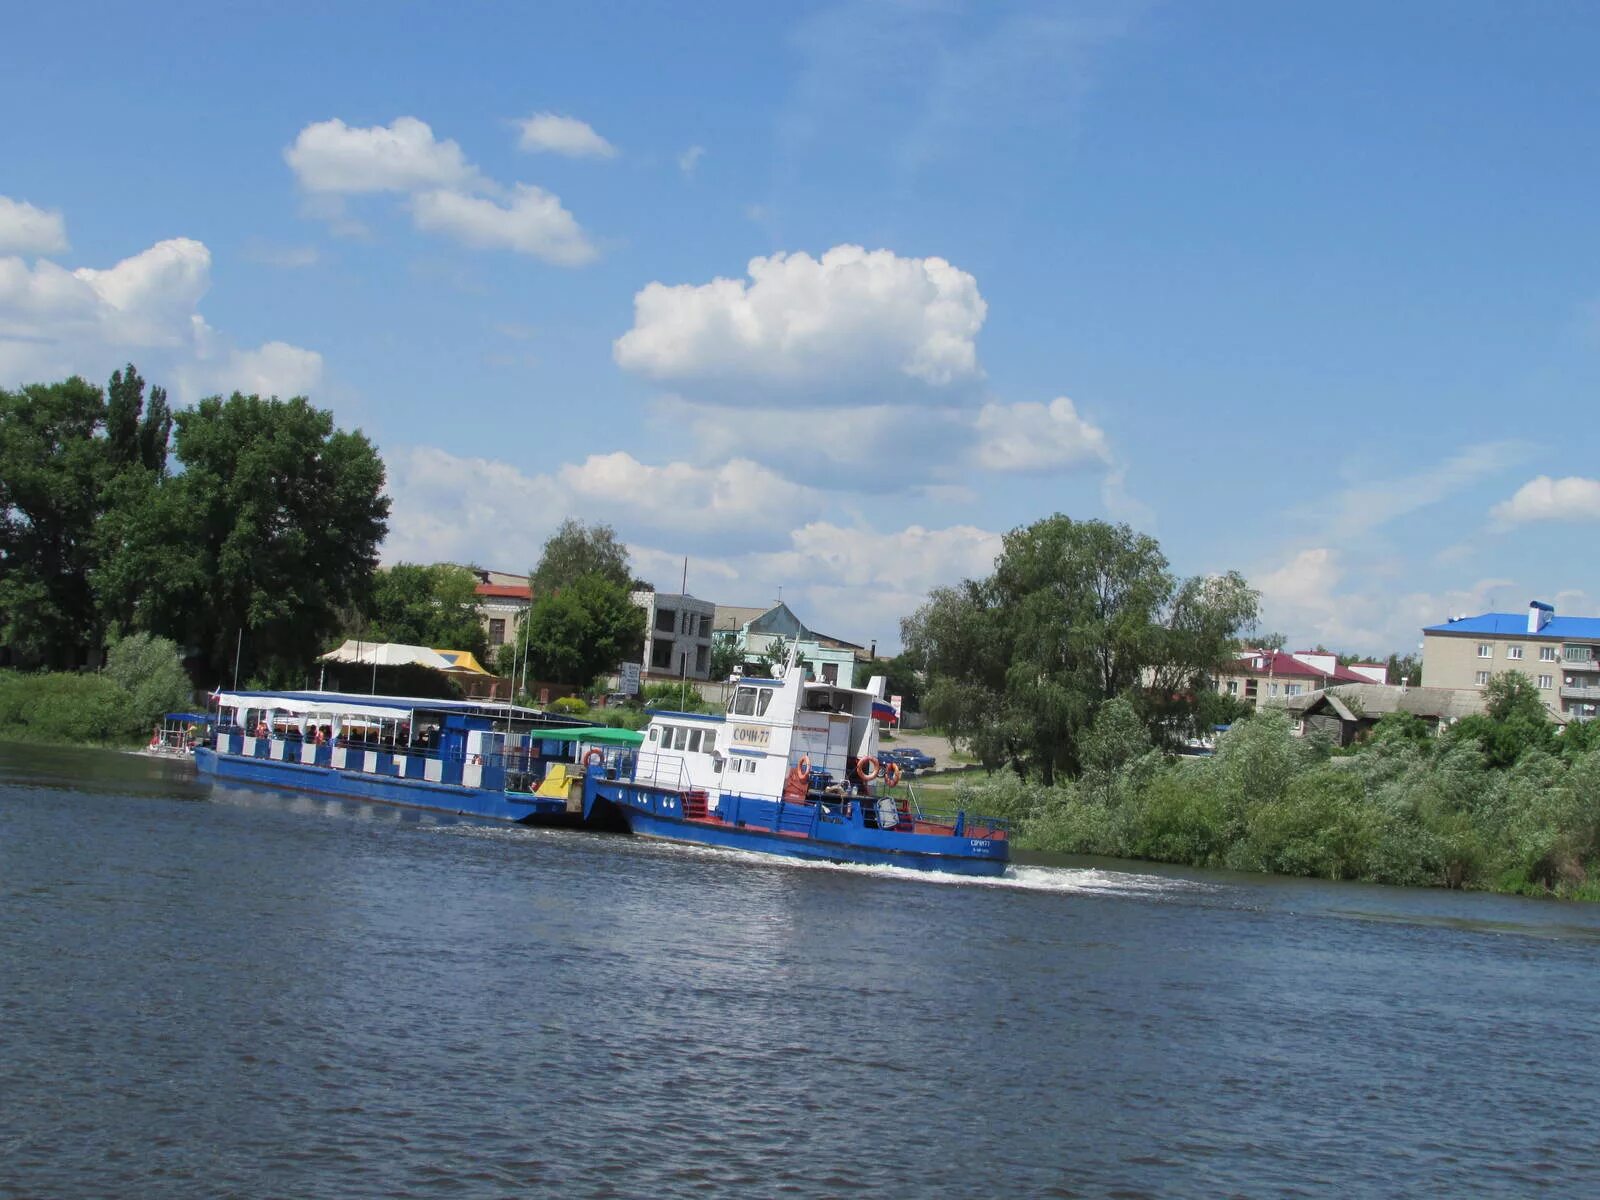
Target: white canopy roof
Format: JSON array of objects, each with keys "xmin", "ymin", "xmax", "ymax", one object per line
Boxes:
[{"xmin": 319, "ymin": 640, "xmax": 456, "ymax": 669}]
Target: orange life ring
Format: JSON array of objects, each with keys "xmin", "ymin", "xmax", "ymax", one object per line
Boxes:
[
  {"xmin": 583, "ymin": 747, "xmax": 605, "ymax": 768},
  {"xmin": 856, "ymin": 756, "xmax": 879, "ymax": 782},
  {"xmin": 795, "ymin": 754, "xmax": 811, "ymax": 778},
  {"xmin": 883, "ymin": 761, "xmax": 902, "ymax": 787}
]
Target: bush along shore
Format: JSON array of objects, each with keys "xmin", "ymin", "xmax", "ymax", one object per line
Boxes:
[
  {"xmin": 0, "ymin": 634, "xmax": 193, "ymax": 748},
  {"xmin": 952, "ymin": 679, "xmax": 1600, "ymax": 901}
]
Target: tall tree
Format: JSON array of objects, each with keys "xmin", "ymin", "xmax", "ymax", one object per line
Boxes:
[
  {"xmin": 530, "ymin": 518, "xmax": 633, "ymax": 593},
  {"xmin": 362, "ymin": 563, "xmax": 489, "ymax": 660},
  {"xmin": 0, "ymin": 377, "xmax": 107, "ymax": 667},
  {"xmin": 510, "ymin": 574, "xmax": 645, "ymax": 686},
  {"xmin": 171, "ymin": 392, "xmax": 389, "ymax": 684},
  {"xmin": 902, "ymin": 514, "xmax": 1258, "ymax": 783}
]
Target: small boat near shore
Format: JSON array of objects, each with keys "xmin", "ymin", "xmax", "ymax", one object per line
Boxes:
[{"xmin": 580, "ymin": 661, "xmax": 1009, "ymax": 876}]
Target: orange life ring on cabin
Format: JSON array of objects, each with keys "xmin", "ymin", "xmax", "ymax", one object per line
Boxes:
[
  {"xmin": 794, "ymin": 754, "xmax": 811, "ymax": 778},
  {"xmin": 583, "ymin": 747, "xmax": 605, "ymax": 768},
  {"xmin": 856, "ymin": 756, "xmax": 879, "ymax": 782},
  {"xmin": 883, "ymin": 761, "xmax": 902, "ymax": 788}
]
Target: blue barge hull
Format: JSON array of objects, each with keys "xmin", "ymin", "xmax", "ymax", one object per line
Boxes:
[
  {"xmin": 195, "ymin": 747, "xmax": 567, "ymax": 822},
  {"xmin": 584, "ymin": 777, "xmax": 1009, "ymax": 877}
]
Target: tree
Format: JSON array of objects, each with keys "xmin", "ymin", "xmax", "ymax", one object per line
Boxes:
[
  {"xmin": 0, "ymin": 377, "xmax": 107, "ymax": 667},
  {"xmin": 531, "ymin": 519, "xmax": 633, "ymax": 593},
  {"xmin": 168, "ymin": 392, "xmax": 389, "ymax": 684},
  {"xmin": 362, "ymin": 563, "xmax": 489, "ymax": 661},
  {"xmin": 710, "ymin": 638, "xmax": 742, "ymax": 681},
  {"xmin": 902, "ymin": 514, "xmax": 1258, "ymax": 783},
  {"xmin": 879, "ymin": 651, "xmax": 924, "ymax": 712},
  {"xmin": 510, "ymin": 573, "xmax": 645, "ymax": 686},
  {"xmin": 103, "ymin": 632, "xmax": 193, "ymax": 725}
]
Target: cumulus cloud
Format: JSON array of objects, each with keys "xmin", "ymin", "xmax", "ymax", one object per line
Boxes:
[
  {"xmin": 285, "ymin": 115, "xmax": 598, "ymax": 266},
  {"xmin": 557, "ymin": 452, "xmax": 819, "ymax": 529},
  {"xmin": 974, "ymin": 396, "xmax": 1110, "ymax": 471},
  {"xmin": 0, "ymin": 196, "xmax": 69, "ymax": 256},
  {"xmin": 285, "ymin": 116, "xmax": 477, "ymax": 194},
  {"xmin": 1490, "ymin": 476, "xmax": 1600, "ymax": 526},
  {"xmin": 411, "ymin": 185, "xmax": 596, "ymax": 265},
  {"xmin": 0, "ymin": 232, "xmax": 321, "ymax": 400},
  {"xmin": 613, "ymin": 244, "xmax": 986, "ymax": 402},
  {"xmin": 515, "ymin": 113, "xmax": 616, "ymax": 158}
]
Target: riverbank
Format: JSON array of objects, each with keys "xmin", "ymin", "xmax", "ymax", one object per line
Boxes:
[{"xmin": 933, "ymin": 709, "xmax": 1600, "ymax": 901}]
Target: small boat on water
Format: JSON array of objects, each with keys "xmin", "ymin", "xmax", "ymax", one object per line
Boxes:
[
  {"xmin": 141, "ymin": 712, "xmax": 213, "ymax": 757},
  {"xmin": 579, "ymin": 662, "xmax": 1009, "ymax": 876},
  {"xmin": 194, "ymin": 689, "xmax": 609, "ymax": 822}
]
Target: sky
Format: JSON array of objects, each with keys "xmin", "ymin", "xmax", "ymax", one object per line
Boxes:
[{"xmin": 4, "ymin": 0, "xmax": 1599, "ymax": 658}]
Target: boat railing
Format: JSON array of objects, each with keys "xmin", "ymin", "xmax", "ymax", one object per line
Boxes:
[{"xmin": 896, "ymin": 787, "xmax": 1012, "ymax": 840}]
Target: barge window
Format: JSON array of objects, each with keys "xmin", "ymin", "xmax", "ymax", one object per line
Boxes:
[
  {"xmin": 756, "ymin": 689, "xmax": 772, "ymax": 716},
  {"xmin": 686, "ymin": 729, "xmax": 701, "ymax": 752},
  {"xmin": 733, "ymin": 687, "xmax": 757, "ymax": 716},
  {"xmin": 702, "ymin": 731, "xmax": 716, "ymax": 753},
  {"xmin": 670, "ymin": 726, "xmax": 688, "ymax": 750},
  {"xmin": 648, "ymin": 727, "xmax": 660, "ymax": 743}
]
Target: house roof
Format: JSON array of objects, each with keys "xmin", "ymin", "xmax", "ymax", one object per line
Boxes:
[
  {"xmin": 1423, "ymin": 612, "xmax": 1600, "ymax": 639},
  {"xmin": 1270, "ymin": 683, "xmax": 1488, "ymax": 722},
  {"xmin": 476, "ymin": 583, "xmax": 531, "ymax": 600},
  {"xmin": 1222, "ymin": 650, "xmax": 1371, "ymax": 684},
  {"xmin": 714, "ymin": 604, "xmax": 769, "ymax": 633}
]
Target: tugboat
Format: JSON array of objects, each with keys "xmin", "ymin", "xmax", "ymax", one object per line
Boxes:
[{"xmin": 581, "ymin": 658, "xmax": 1009, "ymax": 876}]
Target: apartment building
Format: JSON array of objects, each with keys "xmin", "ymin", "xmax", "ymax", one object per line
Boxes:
[
  {"xmin": 633, "ymin": 590, "xmax": 717, "ymax": 681},
  {"xmin": 1421, "ymin": 600, "xmax": 1600, "ymax": 720},
  {"xmin": 1215, "ymin": 649, "xmax": 1383, "ymax": 709}
]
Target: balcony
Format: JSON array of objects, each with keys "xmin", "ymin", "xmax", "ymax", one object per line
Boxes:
[
  {"xmin": 1559, "ymin": 684, "xmax": 1600, "ymax": 702},
  {"xmin": 1560, "ymin": 655, "xmax": 1600, "ymax": 673}
]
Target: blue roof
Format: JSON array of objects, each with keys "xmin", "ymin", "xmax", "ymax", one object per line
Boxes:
[{"xmin": 1424, "ymin": 612, "xmax": 1600, "ymax": 638}]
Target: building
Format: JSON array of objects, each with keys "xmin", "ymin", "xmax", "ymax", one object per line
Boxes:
[
  {"xmin": 713, "ymin": 601, "xmax": 870, "ymax": 687},
  {"xmin": 633, "ymin": 590, "xmax": 717, "ymax": 681},
  {"xmin": 471, "ymin": 568, "xmax": 532, "ymax": 655},
  {"xmin": 1214, "ymin": 649, "xmax": 1382, "ymax": 709},
  {"xmin": 1422, "ymin": 600, "xmax": 1600, "ymax": 720},
  {"xmin": 1268, "ymin": 683, "xmax": 1487, "ymax": 746}
]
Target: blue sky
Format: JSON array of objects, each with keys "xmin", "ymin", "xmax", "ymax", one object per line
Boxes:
[{"xmin": 4, "ymin": 1, "xmax": 1599, "ymax": 655}]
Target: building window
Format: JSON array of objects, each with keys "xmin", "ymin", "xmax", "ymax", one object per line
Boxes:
[
  {"xmin": 821, "ymin": 662, "xmax": 838, "ymax": 684},
  {"xmin": 1475, "ymin": 671, "xmax": 1490, "ymax": 686},
  {"xmin": 699, "ymin": 614, "xmax": 712, "ymax": 638},
  {"xmin": 1507, "ymin": 645, "xmax": 1523, "ymax": 660},
  {"xmin": 1245, "ymin": 680, "xmax": 1258, "ymax": 699},
  {"xmin": 695, "ymin": 645, "xmax": 708, "ymax": 674},
  {"xmin": 651, "ymin": 639, "xmax": 674, "ymax": 669},
  {"xmin": 1268, "ymin": 683, "xmax": 1280, "ymax": 697},
  {"xmin": 1538, "ymin": 674, "xmax": 1553, "ymax": 689},
  {"xmin": 1286, "ymin": 683, "xmax": 1302, "ymax": 697},
  {"xmin": 1541, "ymin": 646, "xmax": 1558, "ymax": 662},
  {"xmin": 489, "ymin": 618, "xmax": 505, "ymax": 646},
  {"xmin": 654, "ymin": 608, "xmax": 676, "ymax": 633},
  {"xmin": 1565, "ymin": 646, "xmax": 1591, "ymax": 662},
  {"xmin": 1476, "ymin": 643, "xmax": 1492, "ymax": 658},
  {"xmin": 1226, "ymin": 681, "xmax": 1239, "ymax": 695}
]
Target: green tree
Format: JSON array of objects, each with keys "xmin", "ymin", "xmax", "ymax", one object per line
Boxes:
[
  {"xmin": 362, "ymin": 563, "xmax": 489, "ymax": 660},
  {"xmin": 530, "ymin": 519, "xmax": 634, "ymax": 593},
  {"xmin": 902, "ymin": 515, "xmax": 1258, "ymax": 783},
  {"xmin": 0, "ymin": 377, "xmax": 107, "ymax": 667},
  {"xmin": 879, "ymin": 651, "xmax": 924, "ymax": 712},
  {"xmin": 169, "ymin": 392, "xmax": 389, "ymax": 683},
  {"xmin": 103, "ymin": 632, "xmax": 193, "ymax": 725},
  {"xmin": 1446, "ymin": 671, "xmax": 1554, "ymax": 768},
  {"xmin": 710, "ymin": 638, "xmax": 741, "ymax": 681},
  {"xmin": 510, "ymin": 574, "xmax": 645, "ymax": 686}
]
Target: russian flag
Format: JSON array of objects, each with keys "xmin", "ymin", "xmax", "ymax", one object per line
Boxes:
[{"xmin": 871, "ymin": 700, "xmax": 898, "ymax": 725}]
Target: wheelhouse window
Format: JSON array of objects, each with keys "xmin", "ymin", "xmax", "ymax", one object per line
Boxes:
[
  {"xmin": 702, "ymin": 731, "xmax": 716, "ymax": 753},
  {"xmin": 732, "ymin": 687, "xmax": 757, "ymax": 716}
]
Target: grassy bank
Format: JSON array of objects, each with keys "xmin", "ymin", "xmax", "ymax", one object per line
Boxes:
[
  {"xmin": 0, "ymin": 635, "xmax": 194, "ymax": 748},
  {"xmin": 931, "ymin": 707, "xmax": 1600, "ymax": 901}
]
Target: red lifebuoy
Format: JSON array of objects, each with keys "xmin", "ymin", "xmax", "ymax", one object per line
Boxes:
[
  {"xmin": 795, "ymin": 754, "xmax": 811, "ymax": 778},
  {"xmin": 883, "ymin": 761, "xmax": 902, "ymax": 787},
  {"xmin": 855, "ymin": 756, "xmax": 879, "ymax": 782},
  {"xmin": 583, "ymin": 748, "xmax": 604, "ymax": 768}
]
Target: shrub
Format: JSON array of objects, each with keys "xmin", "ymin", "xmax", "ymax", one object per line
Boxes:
[
  {"xmin": 0, "ymin": 670, "xmax": 142, "ymax": 744},
  {"xmin": 103, "ymin": 633, "xmax": 193, "ymax": 725},
  {"xmin": 551, "ymin": 695, "xmax": 589, "ymax": 715}
]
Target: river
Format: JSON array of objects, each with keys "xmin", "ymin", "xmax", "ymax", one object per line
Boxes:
[{"xmin": 2, "ymin": 743, "xmax": 1598, "ymax": 1197}]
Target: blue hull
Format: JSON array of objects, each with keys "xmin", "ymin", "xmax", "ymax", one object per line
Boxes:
[
  {"xmin": 586, "ymin": 779, "xmax": 1009, "ymax": 878},
  {"xmin": 195, "ymin": 747, "xmax": 567, "ymax": 822}
]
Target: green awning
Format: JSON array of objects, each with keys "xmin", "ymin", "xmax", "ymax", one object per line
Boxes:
[{"xmin": 533, "ymin": 725, "xmax": 644, "ymax": 747}]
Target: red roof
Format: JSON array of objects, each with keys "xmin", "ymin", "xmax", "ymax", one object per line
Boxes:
[
  {"xmin": 476, "ymin": 583, "xmax": 531, "ymax": 600},
  {"xmin": 1224, "ymin": 651, "xmax": 1370, "ymax": 684}
]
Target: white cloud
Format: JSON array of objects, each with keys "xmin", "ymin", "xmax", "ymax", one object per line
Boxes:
[
  {"xmin": 1490, "ymin": 475, "xmax": 1600, "ymax": 526},
  {"xmin": 557, "ymin": 452, "xmax": 819, "ymax": 530},
  {"xmin": 613, "ymin": 244, "xmax": 987, "ymax": 402},
  {"xmin": 285, "ymin": 117, "xmax": 477, "ymax": 194},
  {"xmin": 515, "ymin": 113, "xmax": 617, "ymax": 159},
  {"xmin": 0, "ymin": 233, "xmax": 321, "ymax": 401},
  {"xmin": 974, "ymin": 396, "xmax": 1110, "ymax": 471},
  {"xmin": 677, "ymin": 145, "xmax": 706, "ymax": 176},
  {"xmin": 410, "ymin": 185, "xmax": 596, "ymax": 266},
  {"xmin": 0, "ymin": 196, "xmax": 68, "ymax": 256}
]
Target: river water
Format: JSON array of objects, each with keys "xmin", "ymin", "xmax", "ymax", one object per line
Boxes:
[{"xmin": 2, "ymin": 743, "xmax": 1598, "ymax": 1197}]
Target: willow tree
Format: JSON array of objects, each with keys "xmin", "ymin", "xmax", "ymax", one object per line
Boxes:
[{"xmin": 901, "ymin": 514, "xmax": 1257, "ymax": 784}]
